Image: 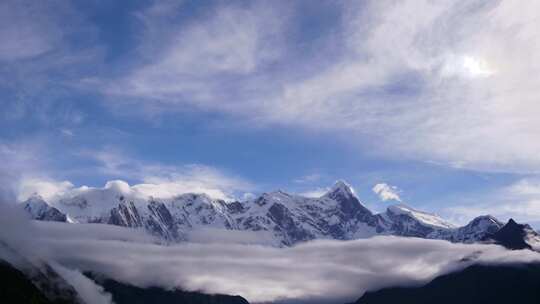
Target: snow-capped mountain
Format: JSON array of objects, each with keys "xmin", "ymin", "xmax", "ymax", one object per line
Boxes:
[
  {"xmin": 442, "ymin": 215, "xmax": 504, "ymax": 243},
  {"xmin": 232, "ymin": 181, "xmax": 381, "ymax": 245},
  {"xmin": 375, "ymin": 205, "xmax": 505, "ymax": 243},
  {"xmin": 19, "ymin": 180, "xmax": 518, "ymax": 247},
  {"xmin": 376, "ymin": 204, "xmax": 456, "ymax": 238},
  {"xmin": 23, "ymin": 195, "xmax": 68, "ymax": 222}
]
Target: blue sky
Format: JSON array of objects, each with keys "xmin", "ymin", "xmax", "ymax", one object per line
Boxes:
[{"xmin": 1, "ymin": 0, "xmax": 540, "ymax": 227}]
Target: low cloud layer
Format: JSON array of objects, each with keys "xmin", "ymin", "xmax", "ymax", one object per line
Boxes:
[
  {"xmin": 51, "ymin": 263, "xmax": 113, "ymax": 304},
  {"xmin": 28, "ymin": 221, "xmax": 540, "ymax": 303},
  {"xmin": 1, "ymin": 198, "xmax": 540, "ymax": 304}
]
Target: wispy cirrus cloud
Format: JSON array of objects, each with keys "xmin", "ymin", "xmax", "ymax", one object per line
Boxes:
[
  {"xmin": 269, "ymin": 0, "xmax": 540, "ymax": 173},
  {"xmin": 5, "ymin": 0, "xmax": 539, "ymax": 175},
  {"xmin": 94, "ymin": 1, "xmax": 540, "ymax": 174},
  {"xmin": 0, "ymin": 0, "xmax": 103, "ymax": 128},
  {"xmin": 0, "ymin": 1, "xmax": 56, "ymax": 61},
  {"xmin": 101, "ymin": 1, "xmax": 289, "ymax": 117}
]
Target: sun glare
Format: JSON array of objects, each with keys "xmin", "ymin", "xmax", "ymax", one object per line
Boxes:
[{"xmin": 461, "ymin": 55, "xmax": 495, "ymax": 77}]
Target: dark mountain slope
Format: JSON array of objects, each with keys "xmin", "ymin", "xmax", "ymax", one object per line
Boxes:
[
  {"xmin": 0, "ymin": 260, "xmax": 78, "ymax": 304},
  {"xmin": 87, "ymin": 274, "xmax": 250, "ymax": 304},
  {"xmin": 354, "ymin": 263, "xmax": 540, "ymax": 304},
  {"xmin": 484, "ymin": 218, "xmax": 538, "ymax": 250},
  {"xmin": 0, "ymin": 260, "xmax": 53, "ymax": 304}
]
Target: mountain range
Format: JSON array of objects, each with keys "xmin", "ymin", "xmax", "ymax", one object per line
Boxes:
[{"xmin": 21, "ymin": 180, "xmax": 540, "ymax": 248}]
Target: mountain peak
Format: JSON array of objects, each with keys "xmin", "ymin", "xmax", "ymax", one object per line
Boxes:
[
  {"xmin": 507, "ymin": 218, "xmax": 518, "ymax": 226},
  {"xmin": 22, "ymin": 194, "xmax": 49, "ymax": 210},
  {"xmin": 24, "ymin": 193, "xmax": 46, "ymax": 203},
  {"xmin": 22, "ymin": 194, "xmax": 67, "ymax": 222},
  {"xmin": 326, "ymin": 180, "xmax": 354, "ymax": 197},
  {"xmin": 464, "ymin": 215, "xmax": 504, "ymax": 232},
  {"xmin": 487, "ymin": 218, "xmax": 533, "ymax": 250}
]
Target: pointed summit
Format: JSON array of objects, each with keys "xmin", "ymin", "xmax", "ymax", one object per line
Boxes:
[
  {"xmin": 22, "ymin": 195, "xmax": 67, "ymax": 222},
  {"xmin": 507, "ymin": 218, "xmax": 518, "ymax": 226},
  {"xmin": 325, "ymin": 180, "xmax": 355, "ymax": 198},
  {"xmin": 22, "ymin": 194, "xmax": 49, "ymax": 212},
  {"xmin": 322, "ymin": 180, "xmax": 375, "ymax": 224},
  {"xmin": 487, "ymin": 218, "xmax": 533, "ymax": 250}
]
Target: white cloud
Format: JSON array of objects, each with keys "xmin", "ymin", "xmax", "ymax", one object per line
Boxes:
[
  {"xmin": 28, "ymin": 221, "xmax": 540, "ymax": 304},
  {"xmin": 103, "ymin": 2, "xmax": 287, "ymax": 113},
  {"xmin": 3, "ymin": 144, "xmax": 253, "ymax": 203},
  {"xmin": 294, "ymin": 173, "xmax": 323, "ymax": 184},
  {"xmin": 299, "ymin": 188, "xmax": 329, "ymax": 198},
  {"xmin": 88, "ymin": 148, "xmax": 253, "ymax": 201},
  {"xmin": 19, "ymin": 172, "xmax": 252, "ymax": 203},
  {"xmin": 0, "ymin": 141, "xmax": 49, "ymax": 203},
  {"xmin": 271, "ymin": 0, "xmax": 540, "ymax": 173},
  {"xmin": 17, "ymin": 148, "xmax": 254, "ymax": 202},
  {"xmin": 0, "ymin": 0, "xmax": 103, "ymax": 127},
  {"xmin": 186, "ymin": 227, "xmax": 277, "ymax": 246},
  {"xmin": 17, "ymin": 178, "xmax": 74, "ymax": 202},
  {"xmin": 242, "ymin": 192, "xmax": 256, "ymax": 201},
  {"xmin": 60, "ymin": 129, "xmax": 74, "ymax": 137},
  {"xmin": 51, "ymin": 263, "xmax": 113, "ymax": 304},
  {"xmin": 2, "ymin": 202, "xmax": 539, "ymax": 304},
  {"xmin": 97, "ymin": 1, "xmax": 540, "ymax": 174},
  {"xmin": 506, "ymin": 179, "xmax": 540, "ymax": 197},
  {"xmin": 372, "ymin": 183, "xmax": 402, "ymax": 202},
  {"xmin": 444, "ymin": 178, "xmax": 540, "ymax": 225},
  {"xmin": 133, "ymin": 167, "xmax": 250, "ymax": 201}
]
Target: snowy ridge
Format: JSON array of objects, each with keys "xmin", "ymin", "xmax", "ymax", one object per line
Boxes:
[
  {"xmin": 386, "ymin": 204, "xmax": 455, "ymax": 229},
  {"xmin": 23, "ymin": 194, "xmax": 67, "ymax": 222},
  {"xmin": 20, "ymin": 180, "xmax": 513, "ymax": 247}
]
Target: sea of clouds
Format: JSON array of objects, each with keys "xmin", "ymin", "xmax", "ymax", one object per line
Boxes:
[{"xmin": 2, "ymin": 202, "xmax": 540, "ymax": 304}]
